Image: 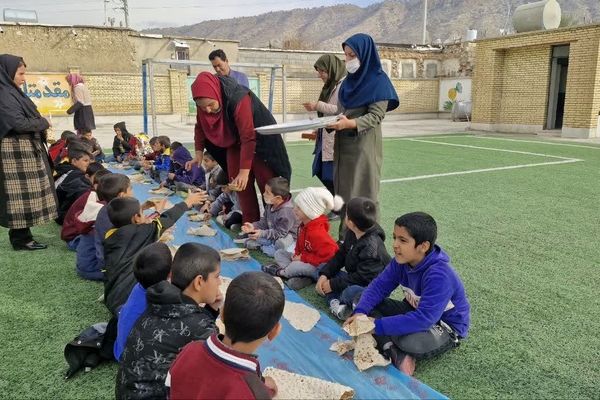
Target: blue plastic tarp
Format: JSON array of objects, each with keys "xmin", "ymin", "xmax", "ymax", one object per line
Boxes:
[{"xmin": 126, "ymin": 176, "xmax": 446, "ymax": 400}]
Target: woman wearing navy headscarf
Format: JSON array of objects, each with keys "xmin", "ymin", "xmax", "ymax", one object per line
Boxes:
[{"xmin": 327, "ymin": 33, "xmax": 399, "ymax": 238}]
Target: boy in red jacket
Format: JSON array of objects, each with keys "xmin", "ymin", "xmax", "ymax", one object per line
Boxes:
[{"xmin": 263, "ymin": 187, "xmax": 342, "ymax": 290}]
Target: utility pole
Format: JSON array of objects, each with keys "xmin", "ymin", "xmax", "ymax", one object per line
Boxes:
[
  {"xmin": 114, "ymin": 0, "xmax": 130, "ymax": 28},
  {"xmin": 103, "ymin": 0, "xmax": 109, "ymax": 26},
  {"xmin": 422, "ymin": 0, "xmax": 428, "ymax": 44}
]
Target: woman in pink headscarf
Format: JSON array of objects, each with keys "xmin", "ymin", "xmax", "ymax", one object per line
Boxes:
[{"xmin": 66, "ymin": 73, "xmax": 96, "ymax": 135}]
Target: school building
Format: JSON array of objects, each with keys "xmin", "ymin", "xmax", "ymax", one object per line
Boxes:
[{"xmin": 471, "ymin": 23, "xmax": 600, "ymax": 139}]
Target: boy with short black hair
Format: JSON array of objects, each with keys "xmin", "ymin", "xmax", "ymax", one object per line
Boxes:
[
  {"xmin": 113, "ymin": 242, "xmax": 172, "ymax": 361},
  {"xmin": 317, "ymin": 197, "xmax": 391, "ymax": 320},
  {"xmin": 81, "ymin": 130, "xmax": 104, "ymax": 162},
  {"xmin": 116, "ymin": 243, "xmax": 222, "ymax": 400},
  {"xmin": 150, "ymin": 135, "xmax": 172, "ymax": 183},
  {"xmin": 202, "ymin": 151, "xmax": 223, "ymax": 201},
  {"xmin": 205, "ymin": 168, "xmax": 242, "ymax": 230},
  {"xmin": 48, "ymin": 130, "xmax": 77, "ymax": 165},
  {"xmin": 60, "ymin": 164, "xmax": 107, "ymax": 250},
  {"xmin": 167, "ymin": 271, "xmax": 284, "ymax": 400},
  {"xmin": 241, "ymin": 176, "xmax": 298, "ymax": 257},
  {"xmin": 344, "ymin": 212, "xmax": 471, "ymax": 376},
  {"xmin": 103, "ymin": 190, "xmax": 207, "ymax": 316},
  {"xmin": 55, "ymin": 146, "xmax": 93, "ymax": 225}
]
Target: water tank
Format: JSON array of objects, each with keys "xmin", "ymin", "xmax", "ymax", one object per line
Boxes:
[
  {"xmin": 465, "ymin": 29, "xmax": 478, "ymax": 41},
  {"xmin": 512, "ymin": 0, "xmax": 561, "ymax": 33}
]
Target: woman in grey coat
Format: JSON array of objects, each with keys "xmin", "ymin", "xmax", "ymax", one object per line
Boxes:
[{"xmin": 327, "ymin": 33, "xmax": 399, "ymax": 238}]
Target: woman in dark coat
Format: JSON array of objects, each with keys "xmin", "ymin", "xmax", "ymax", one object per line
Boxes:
[
  {"xmin": 0, "ymin": 54, "xmax": 58, "ymax": 250},
  {"xmin": 189, "ymin": 72, "xmax": 291, "ymax": 223},
  {"xmin": 66, "ymin": 73, "xmax": 96, "ymax": 135}
]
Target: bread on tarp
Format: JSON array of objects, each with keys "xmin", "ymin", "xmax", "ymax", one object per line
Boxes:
[
  {"xmin": 187, "ymin": 225, "xmax": 217, "ymax": 237},
  {"xmin": 343, "ymin": 314, "xmax": 375, "ymax": 337},
  {"xmin": 329, "ymin": 340, "xmax": 355, "ymax": 356},
  {"xmin": 353, "ymin": 334, "xmax": 390, "ymax": 371},
  {"xmin": 219, "ymin": 248, "xmax": 250, "ymax": 261},
  {"xmin": 282, "ymin": 301, "xmax": 320, "ymax": 332},
  {"xmin": 262, "ymin": 367, "xmax": 354, "ymax": 400}
]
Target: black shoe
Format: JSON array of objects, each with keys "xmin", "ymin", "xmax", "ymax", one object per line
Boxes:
[
  {"xmin": 286, "ymin": 277, "xmax": 313, "ymax": 291},
  {"xmin": 261, "ymin": 263, "xmax": 282, "ymax": 276},
  {"xmin": 12, "ymin": 241, "xmax": 48, "ymax": 251}
]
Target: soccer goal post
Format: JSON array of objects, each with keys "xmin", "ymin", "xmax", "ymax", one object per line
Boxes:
[{"xmin": 141, "ymin": 58, "xmax": 287, "ymax": 136}]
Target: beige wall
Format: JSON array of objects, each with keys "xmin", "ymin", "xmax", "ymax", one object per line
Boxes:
[
  {"xmin": 0, "ymin": 23, "xmax": 238, "ymax": 74},
  {"xmin": 257, "ymin": 75, "xmax": 439, "ymax": 114},
  {"xmin": 472, "ymin": 24, "xmax": 600, "ymax": 138},
  {"xmin": 0, "ymin": 24, "xmax": 137, "ymax": 73}
]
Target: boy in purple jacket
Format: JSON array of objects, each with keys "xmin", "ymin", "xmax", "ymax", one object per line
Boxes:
[{"xmin": 345, "ymin": 212, "xmax": 470, "ymax": 376}]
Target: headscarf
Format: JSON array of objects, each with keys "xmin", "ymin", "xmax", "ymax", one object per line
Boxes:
[
  {"xmin": 113, "ymin": 121, "xmax": 132, "ymax": 141},
  {"xmin": 338, "ymin": 33, "xmax": 399, "ymax": 112},
  {"xmin": 190, "ymin": 72, "xmax": 231, "ymax": 140},
  {"xmin": 171, "ymin": 146, "xmax": 192, "ymax": 166},
  {"xmin": 66, "ymin": 73, "xmax": 84, "ymax": 87},
  {"xmin": 0, "ymin": 54, "xmax": 44, "ymax": 138},
  {"xmin": 314, "ymin": 54, "xmax": 346, "ymax": 117}
]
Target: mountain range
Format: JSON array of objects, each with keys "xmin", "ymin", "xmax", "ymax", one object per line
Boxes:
[{"xmin": 146, "ymin": 0, "xmax": 600, "ymax": 50}]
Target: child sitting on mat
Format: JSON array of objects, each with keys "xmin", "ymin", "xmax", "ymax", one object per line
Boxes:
[
  {"xmin": 344, "ymin": 212, "xmax": 471, "ymax": 376},
  {"xmin": 263, "ymin": 187, "xmax": 341, "ymax": 290},
  {"xmin": 241, "ymin": 177, "xmax": 298, "ymax": 257}
]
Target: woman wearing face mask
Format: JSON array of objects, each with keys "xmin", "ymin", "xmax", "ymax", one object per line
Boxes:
[
  {"xmin": 0, "ymin": 54, "xmax": 58, "ymax": 250},
  {"xmin": 302, "ymin": 54, "xmax": 346, "ymax": 198},
  {"xmin": 188, "ymin": 72, "xmax": 291, "ymax": 223},
  {"xmin": 327, "ymin": 33, "xmax": 399, "ymax": 238}
]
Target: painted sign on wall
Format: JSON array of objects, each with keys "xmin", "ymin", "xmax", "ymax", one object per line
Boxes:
[
  {"xmin": 439, "ymin": 78, "xmax": 471, "ymax": 112},
  {"xmin": 21, "ymin": 74, "xmax": 72, "ymax": 115}
]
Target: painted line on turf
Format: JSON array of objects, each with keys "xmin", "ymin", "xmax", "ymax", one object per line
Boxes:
[
  {"xmin": 466, "ymin": 136, "xmax": 600, "ymax": 150},
  {"xmin": 406, "ymin": 138, "xmax": 583, "ymax": 161},
  {"xmin": 290, "ymin": 159, "xmax": 582, "ymax": 192}
]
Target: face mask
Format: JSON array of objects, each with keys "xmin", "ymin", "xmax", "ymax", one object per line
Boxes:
[{"xmin": 345, "ymin": 58, "xmax": 360, "ymax": 74}]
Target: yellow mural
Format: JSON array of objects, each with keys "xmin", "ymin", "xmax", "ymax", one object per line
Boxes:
[{"xmin": 21, "ymin": 74, "xmax": 72, "ymax": 116}]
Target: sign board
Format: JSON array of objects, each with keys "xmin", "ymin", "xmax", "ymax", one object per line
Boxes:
[{"xmin": 21, "ymin": 74, "xmax": 72, "ymax": 116}]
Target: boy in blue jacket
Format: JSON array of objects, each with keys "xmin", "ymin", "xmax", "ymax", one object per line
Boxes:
[{"xmin": 345, "ymin": 212, "xmax": 470, "ymax": 376}]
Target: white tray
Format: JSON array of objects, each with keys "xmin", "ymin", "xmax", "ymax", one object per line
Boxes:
[{"xmin": 256, "ymin": 116, "xmax": 339, "ymax": 135}]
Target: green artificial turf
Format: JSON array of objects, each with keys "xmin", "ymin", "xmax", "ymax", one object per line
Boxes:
[{"xmin": 1, "ymin": 134, "xmax": 599, "ymax": 399}]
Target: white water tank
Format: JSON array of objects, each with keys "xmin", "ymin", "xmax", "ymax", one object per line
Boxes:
[
  {"xmin": 465, "ymin": 29, "xmax": 478, "ymax": 41},
  {"xmin": 513, "ymin": 0, "xmax": 561, "ymax": 33}
]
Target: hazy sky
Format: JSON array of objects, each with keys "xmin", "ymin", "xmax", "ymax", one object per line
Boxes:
[{"xmin": 2, "ymin": 0, "xmax": 378, "ymax": 29}]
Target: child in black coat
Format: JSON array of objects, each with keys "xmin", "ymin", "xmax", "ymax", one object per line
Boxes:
[{"xmin": 316, "ymin": 197, "xmax": 391, "ymax": 320}]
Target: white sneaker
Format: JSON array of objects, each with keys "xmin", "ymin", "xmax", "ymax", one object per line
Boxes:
[{"xmin": 329, "ymin": 299, "xmax": 350, "ymax": 320}]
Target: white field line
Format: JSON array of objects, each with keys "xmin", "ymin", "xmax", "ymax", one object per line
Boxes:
[
  {"xmin": 465, "ymin": 135, "xmax": 600, "ymax": 150},
  {"xmin": 290, "ymin": 159, "xmax": 582, "ymax": 193},
  {"xmin": 405, "ymin": 138, "xmax": 583, "ymax": 161}
]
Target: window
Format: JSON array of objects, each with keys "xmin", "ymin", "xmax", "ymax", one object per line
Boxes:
[
  {"xmin": 176, "ymin": 48, "xmax": 189, "ymax": 60},
  {"xmin": 401, "ymin": 62, "xmax": 415, "ymax": 79},
  {"xmin": 425, "ymin": 62, "xmax": 438, "ymax": 78}
]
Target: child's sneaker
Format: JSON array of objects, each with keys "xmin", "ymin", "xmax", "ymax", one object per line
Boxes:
[
  {"xmin": 285, "ymin": 277, "xmax": 313, "ymax": 290},
  {"xmin": 245, "ymin": 239, "xmax": 261, "ymax": 250},
  {"xmin": 261, "ymin": 263, "xmax": 282, "ymax": 276},
  {"xmin": 329, "ymin": 299, "xmax": 351, "ymax": 320}
]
